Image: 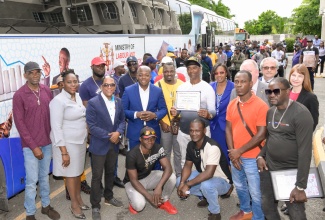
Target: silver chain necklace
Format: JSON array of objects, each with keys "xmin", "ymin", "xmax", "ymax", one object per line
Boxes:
[
  {"xmin": 29, "ymin": 86, "xmax": 40, "ymax": 105},
  {"xmin": 272, "ymin": 99, "xmax": 293, "ymax": 129},
  {"xmin": 92, "ymin": 76, "xmax": 102, "ymax": 94}
]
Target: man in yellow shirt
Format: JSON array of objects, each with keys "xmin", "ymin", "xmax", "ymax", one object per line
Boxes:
[
  {"xmin": 155, "ymin": 62, "xmax": 183, "ymax": 177},
  {"xmin": 207, "ymin": 47, "xmax": 218, "ymax": 66}
]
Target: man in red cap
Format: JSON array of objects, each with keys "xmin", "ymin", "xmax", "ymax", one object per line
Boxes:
[{"xmin": 124, "ymin": 126, "xmax": 177, "ymax": 215}]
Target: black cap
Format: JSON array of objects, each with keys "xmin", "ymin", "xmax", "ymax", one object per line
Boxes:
[
  {"xmin": 126, "ymin": 56, "xmax": 138, "ymax": 63},
  {"xmin": 184, "ymin": 56, "xmax": 201, "ymax": 67},
  {"xmin": 24, "ymin": 61, "xmax": 41, "ymax": 73},
  {"xmin": 140, "ymin": 126, "xmax": 157, "ymax": 138}
]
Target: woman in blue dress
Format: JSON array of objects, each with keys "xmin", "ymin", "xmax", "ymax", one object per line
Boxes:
[{"xmin": 210, "ymin": 64, "xmax": 234, "ymax": 163}]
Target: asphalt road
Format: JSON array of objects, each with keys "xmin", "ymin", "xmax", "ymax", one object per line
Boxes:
[{"xmin": 1, "ymin": 56, "xmax": 325, "ymax": 220}]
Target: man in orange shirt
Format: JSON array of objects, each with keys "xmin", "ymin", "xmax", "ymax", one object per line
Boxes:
[{"xmin": 226, "ymin": 70, "xmax": 268, "ymax": 220}]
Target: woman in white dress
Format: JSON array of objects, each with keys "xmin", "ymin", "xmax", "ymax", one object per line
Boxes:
[{"xmin": 49, "ymin": 70, "xmax": 89, "ymax": 219}]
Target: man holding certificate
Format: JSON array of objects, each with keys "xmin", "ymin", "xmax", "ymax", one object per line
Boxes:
[
  {"xmin": 257, "ymin": 78, "xmax": 313, "ymax": 220},
  {"xmin": 170, "ymin": 56, "xmax": 216, "ymax": 167}
]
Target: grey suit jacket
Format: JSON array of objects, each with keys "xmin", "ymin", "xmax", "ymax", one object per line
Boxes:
[{"xmin": 230, "ymin": 81, "xmax": 270, "ymax": 105}]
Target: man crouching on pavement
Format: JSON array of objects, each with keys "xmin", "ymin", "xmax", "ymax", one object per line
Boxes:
[
  {"xmin": 123, "ymin": 126, "xmax": 178, "ymax": 214},
  {"xmin": 177, "ymin": 119, "xmax": 233, "ymax": 220}
]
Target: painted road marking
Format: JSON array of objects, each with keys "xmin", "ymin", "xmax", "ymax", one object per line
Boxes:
[{"xmin": 14, "ymin": 167, "xmax": 91, "ymax": 220}]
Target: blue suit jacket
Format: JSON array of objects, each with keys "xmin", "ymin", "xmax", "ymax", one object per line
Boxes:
[
  {"xmin": 122, "ymin": 83, "xmax": 167, "ymax": 140},
  {"xmin": 86, "ymin": 93, "xmax": 126, "ymax": 155},
  {"xmin": 210, "ymin": 80, "xmax": 234, "ymax": 131}
]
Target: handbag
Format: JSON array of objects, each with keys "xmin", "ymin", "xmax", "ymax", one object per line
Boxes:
[
  {"xmin": 237, "ymin": 102, "xmax": 262, "ymax": 149},
  {"xmin": 158, "ymin": 81, "xmax": 180, "ymax": 135}
]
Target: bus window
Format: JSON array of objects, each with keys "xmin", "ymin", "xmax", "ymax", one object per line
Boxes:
[{"xmin": 168, "ymin": 0, "xmax": 192, "ymax": 34}]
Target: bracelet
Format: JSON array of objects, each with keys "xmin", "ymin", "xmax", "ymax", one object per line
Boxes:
[
  {"xmin": 256, "ymin": 156, "xmax": 263, "ymax": 161},
  {"xmin": 61, "ymin": 153, "xmax": 69, "ymax": 156},
  {"xmin": 296, "ymin": 186, "xmax": 304, "ymax": 191}
]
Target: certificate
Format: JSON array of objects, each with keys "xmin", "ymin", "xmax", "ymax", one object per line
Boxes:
[
  {"xmin": 176, "ymin": 91, "xmax": 201, "ymax": 111},
  {"xmin": 270, "ymin": 167, "xmax": 324, "ymax": 201}
]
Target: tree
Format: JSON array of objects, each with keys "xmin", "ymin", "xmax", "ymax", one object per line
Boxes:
[
  {"xmin": 244, "ymin": 10, "xmax": 284, "ymax": 35},
  {"xmin": 292, "ymin": 0, "xmax": 321, "ymax": 36},
  {"xmin": 188, "ymin": 0, "xmax": 234, "ymax": 19}
]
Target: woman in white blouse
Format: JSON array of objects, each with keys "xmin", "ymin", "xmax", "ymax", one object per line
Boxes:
[
  {"xmin": 318, "ymin": 41, "xmax": 325, "ymax": 74},
  {"xmin": 49, "ymin": 70, "xmax": 89, "ymax": 219}
]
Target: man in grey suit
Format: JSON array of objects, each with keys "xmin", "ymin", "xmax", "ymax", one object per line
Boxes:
[{"xmin": 230, "ymin": 60, "xmax": 269, "ymax": 105}]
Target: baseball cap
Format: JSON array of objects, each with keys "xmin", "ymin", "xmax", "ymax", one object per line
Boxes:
[
  {"xmin": 140, "ymin": 126, "xmax": 157, "ymax": 139},
  {"xmin": 167, "ymin": 45, "xmax": 175, "ymax": 52},
  {"xmin": 184, "ymin": 56, "xmax": 201, "ymax": 67},
  {"xmin": 166, "ymin": 52, "xmax": 176, "ymax": 58},
  {"xmin": 126, "ymin": 56, "xmax": 138, "ymax": 64},
  {"xmin": 307, "ymin": 38, "xmax": 313, "ymax": 42},
  {"xmin": 161, "ymin": 56, "xmax": 173, "ymax": 64},
  {"xmin": 24, "ymin": 61, "xmax": 41, "ymax": 73},
  {"xmin": 235, "ymin": 47, "xmax": 241, "ymax": 51},
  {"xmin": 112, "ymin": 61, "xmax": 124, "ymax": 69},
  {"xmin": 260, "ymin": 45, "xmax": 266, "ymax": 50},
  {"xmin": 56, "ymin": 75, "xmax": 63, "ymax": 85},
  {"xmin": 91, "ymin": 57, "xmax": 106, "ymax": 66},
  {"xmin": 145, "ymin": 57, "xmax": 158, "ymax": 64},
  {"xmin": 295, "ymin": 43, "xmax": 302, "ymax": 47}
]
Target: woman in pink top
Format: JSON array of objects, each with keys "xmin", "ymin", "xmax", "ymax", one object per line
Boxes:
[{"xmin": 289, "ymin": 64, "xmax": 319, "ymax": 130}]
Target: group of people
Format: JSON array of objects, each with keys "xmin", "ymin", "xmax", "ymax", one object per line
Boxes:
[{"xmin": 12, "ymin": 38, "xmax": 319, "ymax": 220}]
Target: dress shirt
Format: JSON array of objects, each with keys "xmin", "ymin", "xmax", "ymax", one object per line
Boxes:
[
  {"xmin": 134, "ymin": 84, "xmax": 150, "ymax": 119},
  {"xmin": 252, "ymin": 80, "xmax": 258, "ymax": 94},
  {"xmin": 101, "ymin": 92, "xmax": 116, "ymax": 124}
]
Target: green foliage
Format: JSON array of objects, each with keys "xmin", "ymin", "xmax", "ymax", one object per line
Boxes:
[
  {"xmin": 285, "ymin": 38, "xmax": 295, "ymax": 52},
  {"xmin": 292, "ymin": 0, "xmax": 321, "ymax": 36},
  {"xmin": 188, "ymin": 0, "xmax": 234, "ymax": 19},
  {"xmin": 179, "ymin": 13, "xmax": 192, "ymax": 34},
  {"xmin": 244, "ymin": 10, "xmax": 284, "ymax": 35}
]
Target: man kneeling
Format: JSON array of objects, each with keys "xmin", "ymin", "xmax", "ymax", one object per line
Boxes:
[
  {"xmin": 177, "ymin": 119, "xmax": 233, "ymax": 220},
  {"xmin": 124, "ymin": 126, "xmax": 177, "ymax": 214}
]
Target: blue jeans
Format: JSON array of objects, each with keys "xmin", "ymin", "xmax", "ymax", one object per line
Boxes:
[
  {"xmin": 231, "ymin": 158, "xmax": 264, "ymax": 220},
  {"xmin": 176, "ymin": 170, "xmax": 231, "ymax": 214},
  {"xmin": 23, "ymin": 144, "xmax": 52, "ymax": 216}
]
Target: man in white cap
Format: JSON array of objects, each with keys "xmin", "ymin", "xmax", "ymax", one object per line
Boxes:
[{"xmin": 155, "ymin": 56, "xmax": 186, "ymax": 83}]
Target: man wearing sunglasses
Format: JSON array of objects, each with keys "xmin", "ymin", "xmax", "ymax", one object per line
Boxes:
[
  {"xmin": 259, "ymin": 57, "xmax": 278, "ymax": 84},
  {"xmin": 124, "ymin": 126, "xmax": 177, "ymax": 215},
  {"xmin": 257, "ymin": 78, "xmax": 313, "ymax": 220},
  {"xmin": 226, "ymin": 70, "xmax": 268, "ymax": 220},
  {"xmin": 118, "ymin": 56, "xmax": 139, "ymax": 97},
  {"xmin": 86, "ymin": 76, "xmax": 126, "ymax": 220}
]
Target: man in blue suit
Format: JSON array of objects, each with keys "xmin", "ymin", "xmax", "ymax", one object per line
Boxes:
[
  {"xmin": 86, "ymin": 76, "xmax": 126, "ymax": 220},
  {"xmin": 122, "ymin": 66, "xmax": 167, "ymax": 150}
]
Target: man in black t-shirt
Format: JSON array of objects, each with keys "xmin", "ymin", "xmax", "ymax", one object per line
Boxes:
[
  {"xmin": 177, "ymin": 119, "xmax": 233, "ymax": 220},
  {"xmin": 175, "ymin": 48, "xmax": 188, "ymax": 68},
  {"xmin": 245, "ymin": 41, "xmax": 259, "ymax": 59},
  {"xmin": 258, "ymin": 78, "xmax": 313, "ymax": 220},
  {"xmin": 123, "ymin": 126, "xmax": 177, "ymax": 215}
]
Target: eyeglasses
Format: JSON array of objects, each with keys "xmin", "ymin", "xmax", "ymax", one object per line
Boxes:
[
  {"xmin": 127, "ymin": 62, "xmax": 138, "ymax": 66},
  {"xmin": 102, "ymin": 83, "xmax": 116, "ymax": 88},
  {"xmin": 262, "ymin": 66, "xmax": 277, "ymax": 70},
  {"xmin": 265, "ymin": 88, "xmax": 287, "ymax": 96}
]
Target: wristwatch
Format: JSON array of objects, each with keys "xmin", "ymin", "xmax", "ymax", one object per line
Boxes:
[{"xmin": 296, "ymin": 186, "xmax": 304, "ymax": 191}]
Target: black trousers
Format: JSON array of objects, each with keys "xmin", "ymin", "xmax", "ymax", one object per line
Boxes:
[
  {"xmin": 231, "ymin": 69, "xmax": 240, "ymax": 82},
  {"xmin": 260, "ymin": 170, "xmax": 307, "ymax": 220},
  {"xmin": 307, "ymin": 67, "xmax": 315, "ymax": 90},
  {"xmin": 276, "ymin": 65, "xmax": 284, "ymax": 77},
  {"xmin": 90, "ymin": 147, "xmax": 117, "ymax": 209}
]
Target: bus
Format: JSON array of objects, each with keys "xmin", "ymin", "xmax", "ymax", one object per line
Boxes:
[
  {"xmin": 235, "ymin": 28, "xmax": 250, "ymax": 42},
  {"xmin": 0, "ymin": 0, "xmax": 235, "ymax": 211}
]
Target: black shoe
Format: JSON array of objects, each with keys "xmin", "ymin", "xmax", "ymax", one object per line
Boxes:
[
  {"xmin": 119, "ymin": 148, "xmax": 128, "ymax": 156},
  {"xmin": 197, "ymin": 198, "xmax": 208, "ymax": 208},
  {"xmin": 114, "ymin": 177, "xmax": 125, "ymax": 188},
  {"xmin": 208, "ymin": 213, "xmax": 221, "ymax": 220},
  {"xmin": 81, "ymin": 180, "xmax": 91, "ymax": 194},
  {"xmin": 220, "ymin": 184, "xmax": 234, "ymax": 199}
]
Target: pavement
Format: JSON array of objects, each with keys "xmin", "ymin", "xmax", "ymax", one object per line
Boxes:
[{"xmin": 1, "ymin": 56, "xmax": 325, "ymax": 220}]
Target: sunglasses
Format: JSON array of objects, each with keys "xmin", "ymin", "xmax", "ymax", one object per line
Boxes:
[
  {"xmin": 102, "ymin": 83, "xmax": 116, "ymax": 88},
  {"xmin": 262, "ymin": 66, "xmax": 277, "ymax": 70},
  {"xmin": 127, "ymin": 62, "xmax": 138, "ymax": 66},
  {"xmin": 265, "ymin": 88, "xmax": 287, "ymax": 96},
  {"xmin": 141, "ymin": 130, "xmax": 156, "ymax": 136}
]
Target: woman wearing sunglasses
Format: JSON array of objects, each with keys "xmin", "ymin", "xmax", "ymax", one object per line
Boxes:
[
  {"xmin": 49, "ymin": 70, "xmax": 89, "ymax": 219},
  {"xmin": 289, "ymin": 64, "xmax": 319, "ymax": 130},
  {"xmin": 209, "ymin": 63, "xmax": 234, "ymax": 163}
]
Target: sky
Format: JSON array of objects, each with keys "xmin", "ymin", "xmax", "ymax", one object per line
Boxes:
[{"xmin": 221, "ymin": 0, "xmax": 304, "ymax": 28}]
